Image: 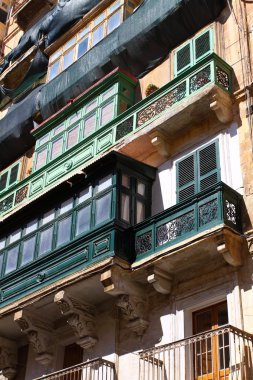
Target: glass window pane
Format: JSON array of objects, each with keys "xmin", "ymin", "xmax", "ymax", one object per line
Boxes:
[
  {"xmin": 84, "ymin": 114, "xmax": 96, "ymax": 138},
  {"xmin": 42, "ymin": 209, "xmax": 55, "ymax": 225},
  {"xmin": 9, "ymin": 164, "xmax": 19, "ymax": 185},
  {"xmin": 53, "ymin": 124, "xmax": 65, "ymax": 136},
  {"xmin": 77, "ymin": 187, "xmax": 92, "ymax": 204},
  {"xmin": 122, "ymin": 174, "xmax": 130, "ymax": 188},
  {"xmin": 63, "ymin": 49, "xmax": 75, "ymax": 70},
  {"xmin": 38, "ymin": 133, "xmax": 49, "ymax": 146},
  {"xmin": 97, "ymin": 175, "xmax": 112, "ymax": 193},
  {"xmin": 95, "ymin": 193, "xmax": 112, "ymax": 224},
  {"xmin": 101, "ymin": 101, "xmax": 114, "ymax": 125},
  {"xmin": 51, "ymin": 50, "xmax": 61, "ymax": 62},
  {"xmin": 94, "ymin": 13, "xmax": 105, "ymax": 26},
  {"xmin": 57, "ymin": 216, "xmax": 72, "ymax": 247},
  {"xmin": 67, "ymin": 126, "xmax": 79, "ymax": 149},
  {"xmin": 64, "ymin": 37, "xmax": 76, "ymax": 51},
  {"xmin": 121, "ymin": 193, "xmax": 130, "ymax": 222},
  {"xmin": 79, "ymin": 26, "xmax": 89, "ymax": 39},
  {"xmin": 92, "ymin": 24, "xmax": 104, "ymax": 46},
  {"xmin": 0, "ymin": 172, "xmax": 7, "ymax": 192},
  {"xmin": 5, "ymin": 246, "xmax": 19, "ymax": 274},
  {"xmin": 69, "ymin": 111, "xmax": 81, "ymax": 124},
  {"xmin": 21, "ymin": 236, "xmax": 36, "ymax": 266},
  {"xmin": 59, "ymin": 198, "xmax": 73, "ymax": 215},
  {"xmin": 0, "ymin": 238, "xmax": 5, "ymax": 250},
  {"xmin": 108, "ymin": 10, "xmax": 121, "ymax": 34},
  {"xmin": 9, "ymin": 229, "xmax": 21, "ymax": 244},
  {"xmin": 49, "ymin": 60, "xmax": 60, "ymax": 81},
  {"xmin": 0, "ymin": 254, "xmax": 3, "ymax": 276},
  {"xmin": 36, "ymin": 148, "xmax": 47, "ymax": 170},
  {"xmin": 109, "ymin": 0, "xmax": 121, "ymax": 13},
  {"xmin": 24, "ymin": 219, "xmax": 38, "ymax": 235},
  {"xmin": 51, "ymin": 137, "xmax": 63, "ymax": 160},
  {"xmin": 102, "ymin": 86, "xmax": 115, "ymax": 101},
  {"xmin": 76, "ymin": 205, "xmax": 91, "ymax": 236},
  {"xmin": 85, "ymin": 99, "xmax": 97, "ymax": 113},
  {"xmin": 77, "ymin": 37, "xmax": 89, "ymax": 59},
  {"xmin": 39, "ymin": 226, "xmax": 53, "ymax": 255},
  {"xmin": 137, "ymin": 181, "xmax": 145, "ymax": 196},
  {"xmin": 136, "ymin": 200, "xmax": 145, "ymax": 223}
]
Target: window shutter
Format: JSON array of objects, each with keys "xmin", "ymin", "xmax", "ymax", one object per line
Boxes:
[
  {"xmin": 198, "ymin": 141, "xmax": 220, "ymax": 191},
  {"xmin": 0, "ymin": 172, "xmax": 7, "ymax": 192},
  {"xmin": 194, "ymin": 29, "xmax": 212, "ymax": 62},
  {"xmin": 176, "ymin": 154, "xmax": 196, "ymax": 202},
  {"xmin": 175, "ymin": 43, "xmax": 191, "ymax": 76},
  {"xmin": 176, "ymin": 140, "xmax": 220, "ymax": 203},
  {"xmin": 9, "ymin": 163, "xmax": 19, "ymax": 185}
]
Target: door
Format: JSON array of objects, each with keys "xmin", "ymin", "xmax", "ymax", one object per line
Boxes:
[{"xmin": 193, "ymin": 302, "xmax": 229, "ymax": 380}]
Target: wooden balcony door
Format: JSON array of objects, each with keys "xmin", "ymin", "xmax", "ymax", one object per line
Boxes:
[{"xmin": 193, "ymin": 302, "xmax": 229, "ymax": 380}]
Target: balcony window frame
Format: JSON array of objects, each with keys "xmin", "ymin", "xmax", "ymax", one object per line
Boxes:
[
  {"xmin": 0, "ymin": 160, "xmax": 22, "ymax": 194},
  {"xmin": 174, "ymin": 28, "xmax": 214, "ymax": 77}
]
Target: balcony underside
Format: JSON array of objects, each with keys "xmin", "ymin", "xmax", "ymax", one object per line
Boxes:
[{"xmin": 119, "ymin": 83, "xmax": 233, "ymax": 166}]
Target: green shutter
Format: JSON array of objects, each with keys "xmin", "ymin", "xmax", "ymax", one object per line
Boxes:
[
  {"xmin": 194, "ymin": 29, "xmax": 212, "ymax": 62},
  {"xmin": 176, "ymin": 153, "xmax": 196, "ymax": 202},
  {"xmin": 175, "ymin": 42, "xmax": 192, "ymax": 76},
  {"xmin": 0, "ymin": 172, "xmax": 8, "ymax": 192},
  {"xmin": 9, "ymin": 163, "xmax": 19, "ymax": 185},
  {"xmin": 198, "ymin": 140, "xmax": 220, "ymax": 192},
  {"xmin": 176, "ymin": 140, "xmax": 220, "ymax": 203}
]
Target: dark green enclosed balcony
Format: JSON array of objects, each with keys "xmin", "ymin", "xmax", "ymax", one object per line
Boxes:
[
  {"xmin": 0, "ymin": 54, "xmax": 233, "ymax": 219},
  {"xmin": 133, "ymin": 182, "xmax": 244, "ymax": 270},
  {"xmin": 0, "ymin": 153, "xmax": 155, "ymax": 307}
]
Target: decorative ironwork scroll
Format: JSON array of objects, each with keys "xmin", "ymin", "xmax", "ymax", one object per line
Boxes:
[
  {"xmin": 116, "ymin": 116, "xmax": 134, "ymax": 141},
  {"xmin": 189, "ymin": 65, "xmax": 211, "ymax": 93},
  {"xmin": 156, "ymin": 211, "xmax": 195, "ymax": 246},
  {"xmin": 199, "ymin": 199, "xmax": 218, "ymax": 226},
  {"xmin": 136, "ymin": 231, "xmax": 152, "ymax": 255},
  {"xmin": 0, "ymin": 195, "xmax": 14, "ymax": 214},
  {"xmin": 137, "ymin": 82, "xmax": 187, "ymax": 127},
  {"xmin": 216, "ymin": 66, "xmax": 229, "ymax": 90},
  {"xmin": 225, "ymin": 200, "xmax": 236, "ymax": 225},
  {"xmin": 15, "ymin": 185, "xmax": 29, "ymax": 205}
]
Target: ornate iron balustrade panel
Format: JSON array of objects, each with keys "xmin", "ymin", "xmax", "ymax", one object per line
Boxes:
[
  {"xmin": 34, "ymin": 358, "xmax": 115, "ymax": 380},
  {"xmin": 0, "ymin": 54, "xmax": 233, "ymax": 219},
  {"xmin": 134, "ymin": 183, "xmax": 242, "ymax": 259},
  {"xmin": 139, "ymin": 325, "xmax": 253, "ymax": 380}
]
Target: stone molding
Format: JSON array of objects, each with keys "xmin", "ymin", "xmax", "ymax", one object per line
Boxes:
[
  {"xmin": 147, "ymin": 267, "xmax": 173, "ymax": 294},
  {"xmin": 149, "ymin": 130, "xmax": 170, "ymax": 158},
  {"xmin": 0, "ymin": 337, "xmax": 17, "ymax": 379},
  {"xmin": 216, "ymin": 232, "xmax": 244, "ymax": 267},
  {"xmin": 14, "ymin": 310, "xmax": 53, "ymax": 366},
  {"xmin": 54, "ymin": 290, "xmax": 97, "ymax": 350},
  {"xmin": 210, "ymin": 86, "xmax": 233, "ymax": 123}
]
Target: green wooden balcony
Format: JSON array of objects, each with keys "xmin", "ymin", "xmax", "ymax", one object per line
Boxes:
[
  {"xmin": 0, "ymin": 54, "xmax": 233, "ymax": 219},
  {"xmin": 134, "ymin": 182, "xmax": 242, "ymax": 263}
]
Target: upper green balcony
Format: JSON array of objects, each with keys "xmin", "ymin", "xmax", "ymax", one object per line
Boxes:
[{"xmin": 0, "ymin": 54, "xmax": 233, "ymax": 220}]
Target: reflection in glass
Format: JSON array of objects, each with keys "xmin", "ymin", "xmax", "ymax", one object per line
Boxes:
[
  {"xmin": 57, "ymin": 217, "xmax": 72, "ymax": 247},
  {"xmin": 101, "ymin": 101, "xmax": 114, "ymax": 125},
  {"xmin": 121, "ymin": 194, "xmax": 130, "ymax": 222},
  {"xmin": 96, "ymin": 193, "xmax": 111, "ymax": 224},
  {"xmin": 21, "ymin": 236, "xmax": 36, "ymax": 266},
  {"xmin": 39, "ymin": 226, "xmax": 53, "ymax": 255},
  {"xmin": 76, "ymin": 205, "xmax": 91, "ymax": 236},
  {"xmin": 5, "ymin": 246, "xmax": 19, "ymax": 274},
  {"xmin": 108, "ymin": 10, "xmax": 121, "ymax": 34},
  {"xmin": 97, "ymin": 175, "xmax": 112, "ymax": 193}
]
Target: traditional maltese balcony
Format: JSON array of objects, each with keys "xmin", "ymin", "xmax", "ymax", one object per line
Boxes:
[
  {"xmin": 139, "ymin": 325, "xmax": 253, "ymax": 380},
  {"xmin": 0, "ymin": 55, "xmax": 232, "ymax": 220},
  {"xmin": 133, "ymin": 182, "xmax": 245, "ymax": 281}
]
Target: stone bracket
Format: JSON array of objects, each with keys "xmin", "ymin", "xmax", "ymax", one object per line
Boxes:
[
  {"xmin": 217, "ymin": 233, "xmax": 244, "ymax": 267},
  {"xmin": 210, "ymin": 87, "xmax": 233, "ymax": 123},
  {"xmin": 54, "ymin": 290, "xmax": 97, "ymax": 350},
  {"xmin": 14, "ymin": 310, "xmax": 53, "ymax": 366},
  {"xmin": 147, "ymin": 267, "xmax": 173, "ymax": 294},
  {"xmin": 0, "ymin": 337, "xmax": 17, "ymax": 379},
  {"xmin": 149, "ymin": 130, "xmax": 170, "ymax": 158}
]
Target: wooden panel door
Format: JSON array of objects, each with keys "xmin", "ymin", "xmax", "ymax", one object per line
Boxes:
[{"xmin": 193, "ymin": 302, "xmax": 229, "ymax": 380}]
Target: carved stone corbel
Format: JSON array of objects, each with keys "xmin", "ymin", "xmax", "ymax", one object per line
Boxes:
[
  {"xmin": 0, "ymin": 338, "xmax": 17, "ymax": 379},
  {"xmin": 217, "ymin": 233, "xmax": 243, "ymax": 267},
  {"xmin": 101, "ymin": 268, "xmax": 149, "ymax": 338},
  {"xmin": 147, "ymin": 267, "xmax": 173, "ymax": 294},
  {"xmin": 14, "ymin": 310, "xmax": 53, "ymax": 366},
  {"xmin": 149, "ymin": 130, "xmax": 170, "ymax": 158},
  {"xmin": 210, "ymin": 87, "xmax": 233, "ymax": 123},
  {"xmin": 54, "ymin": 291, "xmax": 97, "ymax": 350}
]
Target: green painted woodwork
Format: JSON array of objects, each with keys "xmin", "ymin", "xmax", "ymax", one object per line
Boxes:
[
  {"xmin": 176, "ymin": 140, "xmax": 220, "ymax": 202},
  {"xmin": 0, "ymin": 161, "xmax": 21, "ymax": 194},
  {"xmin": 0, "ymin": 153, "xmax": 155, "ymax": 307},
  {"xmin": 0, "ymin": 54, "xmax": 233, "ymax": 218},
  {"xmin": 134, "ymin": 182, "xmax": 242, "ymax": 261}
]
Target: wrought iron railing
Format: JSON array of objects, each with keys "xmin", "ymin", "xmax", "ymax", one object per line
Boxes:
[
  {"xmin": 139, "ymin": 325, "xmax": 253, "ymax": 380},
  {"xmin": 35, "ymin": 358, "xmax": 115, "ymax": 380},
  {"xmin": 0, "ymin": 53, "xmax": 233, "ymax": 218},
  {"xmin": 134, "ymin": 182, "xmax": 242, "ymax": 261}
]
